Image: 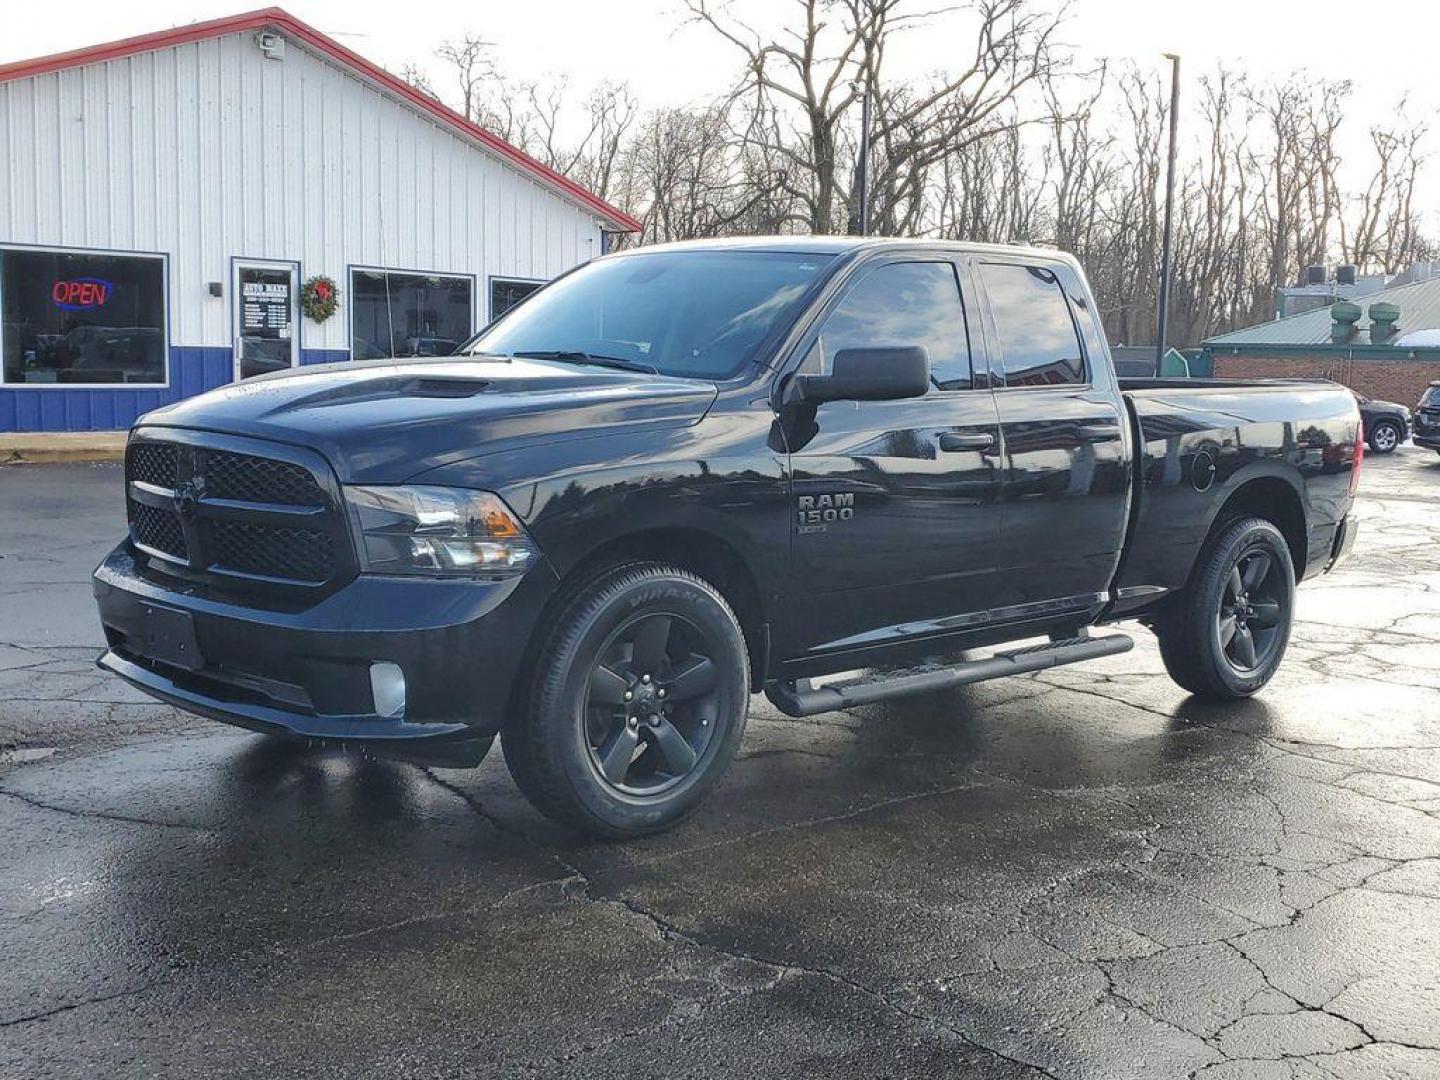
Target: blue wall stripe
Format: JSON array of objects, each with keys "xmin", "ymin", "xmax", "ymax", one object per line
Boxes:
[
  {"xmin": 1, "ymin": 347, "xmax": 351, "ymax": 432},
  {"xmin": 301, "ymin": 349, "xmax": 350, "ymax": 366}
]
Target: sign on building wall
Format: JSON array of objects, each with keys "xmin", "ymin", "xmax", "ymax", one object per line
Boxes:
[{"xmin": 241, "ymin": 279, "xmax": 292, "ymax": 338}]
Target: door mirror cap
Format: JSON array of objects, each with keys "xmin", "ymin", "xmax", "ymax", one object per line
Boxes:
[{"xmin": 789, "ymin": 346, "xmax": 930, "ymax": 404}]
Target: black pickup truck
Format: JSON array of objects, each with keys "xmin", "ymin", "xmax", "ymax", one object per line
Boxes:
[{"xmin": 94, "ymin": 238, "xmax": 1362, "ymax": 837}]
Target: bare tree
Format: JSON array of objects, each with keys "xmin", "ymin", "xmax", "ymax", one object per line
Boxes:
[
  {"xmin": 409, "ymin": 5, "xmax": 1432, "ymax": 350},
  {"xmin": 397, "ymin": 62, "xmax": 438, "ymax": 100},
  {"xmin": 435, "ymin": 35, "xmax": 496, "ymax": 122},
  {"xmin": 1349, "ymin": 110, "xmax": 1433, "ymax": 273},
  {"xmin": 687, "ymin": 0, "xmax": 1068, "ymax": 236}
]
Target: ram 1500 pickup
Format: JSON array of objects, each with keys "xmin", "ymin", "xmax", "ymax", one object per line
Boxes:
[{"xmin": 94, "ymin": 238, "xmax": 1362, "ymax": 837}]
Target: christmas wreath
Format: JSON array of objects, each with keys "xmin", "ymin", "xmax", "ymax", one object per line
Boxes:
[{"xmin": 301, "ymin": 275, "xmax": 339, "ymax": 323}]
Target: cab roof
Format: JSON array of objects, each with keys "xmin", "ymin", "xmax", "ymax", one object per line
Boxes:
[{"xmin": 615, "ymin": 235, "xmax": 1077, "ymax": 262}]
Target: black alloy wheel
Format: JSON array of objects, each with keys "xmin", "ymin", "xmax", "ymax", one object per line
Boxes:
[
  {"xmin": 584, "ymin": 612, "xmax": 720, "ymax": 795},
  {"xmin": 1216, "ymin": 548, "xmax": 1286, "ymax": 674},
  {"xmin": 1154, "ymin": 516, "xmax": 1295, "ymax": 699},
  {"xmin": 502, "ymin": 562, "xmax": 750, "ymax": 838}
]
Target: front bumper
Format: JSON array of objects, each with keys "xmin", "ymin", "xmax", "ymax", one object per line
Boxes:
[
  {"xmin": 1414, "ymin": 432, "xmax": 1440, "ymax": 450},
  {"xmin": 94, "ymin": 544, "xmax": 559, "ymax": 755}
]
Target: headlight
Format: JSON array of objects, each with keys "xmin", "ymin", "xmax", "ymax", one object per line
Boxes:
[{"xmin": 344, "ymin": 486, "xmax": 539, "ymax": 577}]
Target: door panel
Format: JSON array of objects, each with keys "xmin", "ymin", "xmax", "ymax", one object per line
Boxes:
[
  {"xmin": 973, "ymin": 259, "xmax": 1129, "ymax": 612},
  {"xmin": 784, "ymin": 392, "xmax": 1005, "ymax": 656},
  {"xmin": 776, "ymin": 257, "xmax": 1004, "ymax": 660},
  {"xmin": 988, "ymin": 388, "xmax": 1128, "ymax": 609}
]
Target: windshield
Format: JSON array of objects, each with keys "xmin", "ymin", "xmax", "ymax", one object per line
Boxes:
[{"xmin": 465, "ymin": 250, "xmax": 833, "ymax": 379}]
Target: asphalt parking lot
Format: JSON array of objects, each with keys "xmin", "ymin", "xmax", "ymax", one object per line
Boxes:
[{"xmin": 2, "ymin": 448, "xmax": 1439, "ymax": 1079}]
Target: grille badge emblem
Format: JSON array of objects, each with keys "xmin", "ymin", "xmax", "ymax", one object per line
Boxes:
[{"xmin": 174, "ymin": 477, "xmax": 205, "ymax": 520}]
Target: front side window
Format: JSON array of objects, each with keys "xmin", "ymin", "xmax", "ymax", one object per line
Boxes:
[
  {"xmin": 979, "ymin": 263, "xmax": 1086, "ymax": 387},
  {"xmin": 351, "ymin": 270, "xmax": 473, "ymax": 360},
  {"xmin": 804, "ymin": 261, "xmax": 972, "ymax": 390},
  {"xmin": 1, "ymin": 248, "xmax": 167, "ymax": 385},
  {"xmin": 468, "ymin": 250, "xmax": 832, "ymax": 380}
]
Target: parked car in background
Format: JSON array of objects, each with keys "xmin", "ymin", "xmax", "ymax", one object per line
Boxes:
[
  {"xmin": 1416, "ymin": 382, "xmax": 1440, "ymax": 456},
  {"xmin": 94, "ymin": 238, "xmax": 1363, "ymax": 838},
  {"xmin": 1354, "ymin": 393, "xmax": 1411, "ymax": 454}
]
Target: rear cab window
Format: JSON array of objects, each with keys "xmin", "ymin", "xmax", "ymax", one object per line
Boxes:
[{"xmin": 978, "ymin": 263, "xmax": 1086, "ymax": 387}]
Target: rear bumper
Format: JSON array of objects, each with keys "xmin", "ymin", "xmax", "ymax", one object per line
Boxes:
[
  {"xmin": 1326, "ymin": 514, "xmax": 1358, "ymax": 573},
  {"xmin": 93, "ymin": 543, "xmax": 559, "ymax": 751}
]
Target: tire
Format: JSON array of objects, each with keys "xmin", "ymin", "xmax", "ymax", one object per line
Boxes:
[
  {"xmin": 502, "ymin": 562, "xmax": 750, "ymax": 838},
  {"xmin": 1154, "ymin": 517, "xmax": 1295, "ymax": 700},
  {"xmin": 1368, "ymin": 420, "xmax": 1401, "ymax": 454}
]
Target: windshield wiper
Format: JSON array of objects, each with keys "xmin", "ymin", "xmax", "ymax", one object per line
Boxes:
[{"xmin": 508, "ymin": 350, "xmax": 659, "ymax": 375}]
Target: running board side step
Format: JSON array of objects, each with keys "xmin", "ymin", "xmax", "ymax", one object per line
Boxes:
[{"xmin": 763, "ymin": 633, "xmax": 1134, "ymax": 718}]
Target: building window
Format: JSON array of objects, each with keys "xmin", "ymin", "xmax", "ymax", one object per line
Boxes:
[
  {"xmin": 350, "ymin": 269, "xmax": 473, "ymax": 360},
  {"xmin": 491, "ymin": 278, "xmax": 543, "ymax": 321},
  {"xmin": 1, "ymin": 248, "xmax": 167, "ymax": 386}
]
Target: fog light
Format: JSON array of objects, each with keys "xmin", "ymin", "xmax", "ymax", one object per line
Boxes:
[{"xmin": 370, "ymin": 662, "xmax": 406, "ymax": 718}]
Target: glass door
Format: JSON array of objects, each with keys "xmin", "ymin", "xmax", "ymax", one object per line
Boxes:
[{"xmin": 234, "ymin": 260, "xmax": 299, "ymax": 380}]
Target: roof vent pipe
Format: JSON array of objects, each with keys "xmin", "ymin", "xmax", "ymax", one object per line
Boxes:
[
  {"xmin": 1330, "ymin": 300, "xmax": 1362, "ymax": 342},
  {"xmin": 1369, "ymin": 302, "xmax": 1400, "ymax": 344}
]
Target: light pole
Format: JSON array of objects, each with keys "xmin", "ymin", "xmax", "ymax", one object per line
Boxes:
[
  {"xmin": 1155, "ymin": 52, "xmax": 1181, "ymax": 367},
  {"xmin": 856, "ymin": 80, "xmax": 872, "ymax": 236}
]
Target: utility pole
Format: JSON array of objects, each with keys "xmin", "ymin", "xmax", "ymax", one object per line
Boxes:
[
  {"xmin": 1155, "ymin": 52, "xmax": 1181, "ymax": 367},
  {"xmin": 856, "ymin": 80, "xmax": 871, "ymax": 236}
]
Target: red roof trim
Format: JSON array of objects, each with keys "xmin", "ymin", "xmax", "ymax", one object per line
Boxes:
[{"xmin": 0, "ymin": 7, "xmax": 642, "ymax": 232}]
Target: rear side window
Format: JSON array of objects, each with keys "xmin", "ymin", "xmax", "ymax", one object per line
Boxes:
[
  {"xmin": 805, "ymin": 261, "xmax": 972, "ymax": 391},
  {"xmin": 980, "ymin": 263, "xmax": 1086, "ymax": 387}
]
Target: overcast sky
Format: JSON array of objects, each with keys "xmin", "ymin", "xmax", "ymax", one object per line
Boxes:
[{"xmin": 4, "ymin": 0, "xmax": 1438, "ymax": 217}]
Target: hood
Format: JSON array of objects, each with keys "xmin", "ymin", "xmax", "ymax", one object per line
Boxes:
[
  {"xmin": 139, "ymin": 356, "xmax": 718, "ymax": 482},
  {"xmin": 1363, "ymin": 398, "xmax": 1409, "ymax": 417}
]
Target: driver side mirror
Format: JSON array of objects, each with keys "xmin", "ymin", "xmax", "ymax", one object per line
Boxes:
[{"xmin": 787, "ymin": 346, "xmax": 930, "ymax": 405}]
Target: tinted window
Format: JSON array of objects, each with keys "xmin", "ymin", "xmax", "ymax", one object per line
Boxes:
[
  {"xmin": 351, "ymin": 270, "xmax": 472, "ymax": 359},
  {"xmin": 471, "ymin": 251, "xmax": 831, "ymax": 379},
  {"xmin": 491, "ymin": 278, "xmax": 543, "ymax": 320},
  {"xmin": 1, "ymin": 248, "xmax": 166, "ymax": 385},
  {"xmin": 807, "ymin": 261, "xmax": 971, "ymax": 390},
  {"xmin": 980, "ymin": 263, "xmax": 1085, "ymax": 386}
]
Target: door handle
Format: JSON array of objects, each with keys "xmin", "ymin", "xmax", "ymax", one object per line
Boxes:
[
  {"xmin": 1075, "ymin": 423, "xmax": 1121, "ymax": 442},
  {"xmin": 938, "ymin": 431, "xmax": 995, "ymax": 452}
]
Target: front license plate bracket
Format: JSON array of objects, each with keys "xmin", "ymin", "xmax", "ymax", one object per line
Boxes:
[{"xmin": 137, "ymin": 603, "xmax": 203, "ymax": 671}]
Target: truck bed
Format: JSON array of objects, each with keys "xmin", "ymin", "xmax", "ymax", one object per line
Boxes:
[{"xmin": 1108, "ymin": 377, "xmax": 1360, "ymax": 617}]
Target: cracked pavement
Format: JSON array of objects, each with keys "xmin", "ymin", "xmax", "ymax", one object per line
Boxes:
[{"xmin": 2, "ymin": 451, "xmax": 1439, "ymax": 1079}]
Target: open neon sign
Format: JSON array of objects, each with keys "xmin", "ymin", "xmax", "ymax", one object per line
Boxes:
[{"xmin": 51, "ymin": 277, "xmax": 113, "ymax": 310}]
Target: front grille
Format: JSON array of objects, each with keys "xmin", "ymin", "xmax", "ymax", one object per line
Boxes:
[
  {"xmin": 204, "ymin": 451, "xmax": 325, "ymax": 506},
  {"xmin": 128, "ymin": 442, "xmax": 177, "ymax": 488},
  {"xmin": 124, "ymin": 435, "xmax": 347, "ymax": 591},
  {"xmin": 130, "ymin": 500, "xmax": 188, "ymax": 559},
  {"xmin": 205, "ymin": 520, "xmax": 334, "ymax": 583}
]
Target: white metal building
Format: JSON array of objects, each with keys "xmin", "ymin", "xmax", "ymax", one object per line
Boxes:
[{"xmin": 0, "ymin": 7, "xmax": 640, "ymax": 433}]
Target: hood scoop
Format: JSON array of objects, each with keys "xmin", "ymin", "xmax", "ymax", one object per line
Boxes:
[{"xmin": 398, "ymin": 376, "xmax": 491, "ymax": 398}]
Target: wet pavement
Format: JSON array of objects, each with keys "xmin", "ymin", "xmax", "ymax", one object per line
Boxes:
[{"xmin": 2, "ymin": 449, "xmax": 1439, "ymax": 1079}]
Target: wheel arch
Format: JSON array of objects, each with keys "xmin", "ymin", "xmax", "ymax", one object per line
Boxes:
[
  {"xmin": 1205, "ymin": 472, "xmax": 1307, "ymax": 579},
  {"xmin": 516, "ymin": 526, "xmax": 771, "ymax": 710}
]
